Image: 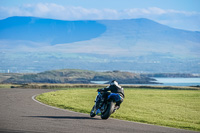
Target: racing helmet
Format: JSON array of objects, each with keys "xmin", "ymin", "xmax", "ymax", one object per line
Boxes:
[{"xmin": 110, "ymin": 80, "xmax": 118, "ymax": 86}]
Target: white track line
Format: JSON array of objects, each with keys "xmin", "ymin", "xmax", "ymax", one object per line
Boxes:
[{"xmin": 32, "ymin": 94, "xmax": 88, "ymax": 116}]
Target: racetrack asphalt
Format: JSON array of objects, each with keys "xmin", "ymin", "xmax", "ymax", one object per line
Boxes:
[{"xmin": 0, "ymin": 88, "xmax": 199, "ymax": 133}]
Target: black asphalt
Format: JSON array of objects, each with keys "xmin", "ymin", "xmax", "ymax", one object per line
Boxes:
[{"xmin": 0, "ymin": 88, "xmax": 199, "ymax": 133}]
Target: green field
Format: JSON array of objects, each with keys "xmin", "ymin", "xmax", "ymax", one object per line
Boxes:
[{"xmin": 36, "ymin": 88, "xmax": 200, "ymax": 131}]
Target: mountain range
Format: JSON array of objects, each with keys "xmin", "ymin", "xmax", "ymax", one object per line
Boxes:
[{"xmin": 0, "ymin": 16, "xmax": 200, "ymax": 73}]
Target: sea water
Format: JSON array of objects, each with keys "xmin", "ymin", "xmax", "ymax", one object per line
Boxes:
[
  {"xmin": 91, "ymin": 78, "xmax": 200, "ymax": 86},
  {"xmin": 152, "ymin": 78, "xmax": 200, "ymax": 86}
]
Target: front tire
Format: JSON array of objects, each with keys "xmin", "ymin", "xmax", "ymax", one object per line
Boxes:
[
  {"xmin": 90, "ymin": 105, "xmax": 96, "ymax": 117},
  {"xmin": 101, "ymin": 102, "xmax": 114, "ymax": 119}
]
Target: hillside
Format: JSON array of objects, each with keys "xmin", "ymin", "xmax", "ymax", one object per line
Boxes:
[
  {"xmin": 1, "ymin": 69, "xmax": 156, "ymax": 84},
  {"xmin": 96, "ymin": 19, "xmax": 200, "ymax": 56},
  {"xmin": 0, "ymin": 16, "xmax": 106, "ymax": 45},
  {"xmin": 1, "ymin": 17, "xmax": 199, "ymax": 56},
  {"xmin": 0, "ymin": 16, "xmax": 200, "ymax": 73}
]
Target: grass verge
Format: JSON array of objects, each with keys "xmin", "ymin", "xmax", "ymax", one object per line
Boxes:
[
  {"xmin": 36, "ymin": 88, "xmax": 200, "ymax": 131},
  {"xmin": 0, "ymin": 84, "xmax": 18, "ymax": 88},
  {"xmin": 4, "ymin": 83, "xmax": 200, "ymax": 90}
]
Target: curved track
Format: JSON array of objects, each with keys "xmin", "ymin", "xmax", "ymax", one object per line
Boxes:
[{"xmin": 0, "ymin": 88, "xmax": 198, "ymax": 133}]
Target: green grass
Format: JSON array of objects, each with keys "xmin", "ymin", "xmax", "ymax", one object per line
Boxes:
[
  {"xmin": 0, "ymin": 84, "xmax": 17, "ymax": 88},
  {"xmin": 36, "ymin": 88, "xmax": 200, "ymax": 131}
]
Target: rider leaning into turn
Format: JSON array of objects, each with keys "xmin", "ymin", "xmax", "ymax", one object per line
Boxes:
[{"xmin": 98, "ymin": 80, "xmax": 125, "ymax": 110}]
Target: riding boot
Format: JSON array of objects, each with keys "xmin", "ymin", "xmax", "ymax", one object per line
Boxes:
[{"xmin": 115, "ymin": 105, "xmax": 120, "ymax": 110}]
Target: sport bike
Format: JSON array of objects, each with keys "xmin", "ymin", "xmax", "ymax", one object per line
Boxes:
[{"xmin": 90, "ymin": 90, "xmax": 121, "ymax": 119}]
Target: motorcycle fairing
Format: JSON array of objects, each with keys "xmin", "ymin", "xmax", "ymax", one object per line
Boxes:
[{"xmin": 107, "ymin": 93, "xmax": 121, "ymax": 102}]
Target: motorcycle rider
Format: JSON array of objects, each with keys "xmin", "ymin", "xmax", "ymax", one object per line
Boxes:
[{"xmin": 97, "ymin": 80, "xmax": 124, "ymax": 110}]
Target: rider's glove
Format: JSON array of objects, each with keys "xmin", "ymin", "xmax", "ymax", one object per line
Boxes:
[{"xmin": 97, "ymin": 89, "xmax": 102, "ymax": 92}]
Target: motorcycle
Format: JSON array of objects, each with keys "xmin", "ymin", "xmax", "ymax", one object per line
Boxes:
[{"xmin": 90, "ymin": 90, "xmax": 120, "ymax": 119}]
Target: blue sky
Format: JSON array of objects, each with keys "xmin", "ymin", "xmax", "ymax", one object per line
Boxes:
[
  {"xmin": 1, "ymin": 0, "xmax": 200, "ymax": 11},
  {"xmin": 0, "ymin": 0, "xmax": 200, "ymax": 31}
]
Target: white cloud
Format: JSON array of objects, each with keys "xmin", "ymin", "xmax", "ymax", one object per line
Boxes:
[{"xmin": 0, "ymin": 3, "xmax": 200, "ymax": 31}]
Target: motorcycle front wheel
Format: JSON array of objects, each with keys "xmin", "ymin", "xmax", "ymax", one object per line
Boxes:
[{"xmin": 90, "ymin": 105, "xmax": 96, "ymax": 117}]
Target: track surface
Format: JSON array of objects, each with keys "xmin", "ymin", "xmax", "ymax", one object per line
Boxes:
[{"xmin": 0, "ymin": 88, "xmax": 199, "ymax": 133}]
